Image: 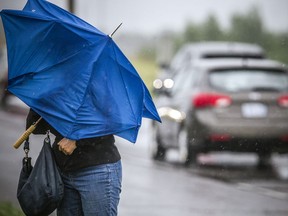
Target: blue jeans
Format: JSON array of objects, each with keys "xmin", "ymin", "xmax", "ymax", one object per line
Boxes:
[{"xmin": 57, "ymin": 160, "xmax": 122, "ymax": 216}]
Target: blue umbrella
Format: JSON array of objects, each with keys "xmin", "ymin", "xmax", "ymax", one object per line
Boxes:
[{"xmin": 1, "ymin": 0, "xmax": 161, "ymax": 143}]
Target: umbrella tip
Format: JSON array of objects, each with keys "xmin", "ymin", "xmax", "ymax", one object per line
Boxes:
[{"xmin": 109, "ymin": 23, "xmax": 123, "ymax": 38}]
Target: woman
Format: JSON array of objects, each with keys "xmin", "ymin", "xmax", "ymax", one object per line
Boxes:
[{"xmin": 26, "ymin": 109, "xmax": 122, "ymax": 216}]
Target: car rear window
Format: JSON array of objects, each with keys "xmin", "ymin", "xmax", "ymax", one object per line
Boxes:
[{"xmin": 209, "ymin": 69, "xmax": 288, "ymax": 92}]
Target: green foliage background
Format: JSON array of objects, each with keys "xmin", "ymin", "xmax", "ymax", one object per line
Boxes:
[
  {"xmin": 0, "ymin": 202, "xmax": 24, "ymax": 216},
  {"xmin": 168, "ymin": 8, "xmax": 288, "ymax": 65},
  {"xmin": 137, "ymin": 7, "xmax": 288, "ymax": 70},
  {"xmin": 135, "ymin": 8, "xmax": 288, "ymax": 91}
]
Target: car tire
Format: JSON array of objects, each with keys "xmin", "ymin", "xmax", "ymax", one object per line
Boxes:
[
  {"xmin": 185, "ymin": 146, "xmax": 199, "ymax": 166},
  {"xmin": 178, "ymin": 127, "xmax": 189, "ymax": 163},
  {"xmin": 178, "ymin": 126, "xmax": 198, "ymax": 165},
  {"xmin": 257, "ymin": 152, "xmax": 272, "ymax": 169},
  {"xmin": 150, "ymin": 125, "xmax": 166, "ymax": 161}
]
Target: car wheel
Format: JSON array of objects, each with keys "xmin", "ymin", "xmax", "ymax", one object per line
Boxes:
[
  {"xmin": 178, "ymin": 126, "xmax": 198, "ymax": 165},
  {"xmin": 178, "ymin": 127, "xmax": 188, "ymax": 162},
  {"xmin": 149, "ymin": 125, "xmax": 166, "ymax": 161},
  {"xmin": 257, "ymin": 152, "xmax": 272, "ymax": 169}
]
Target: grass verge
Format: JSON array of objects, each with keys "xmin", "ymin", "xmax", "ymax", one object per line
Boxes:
[
  {"xmin": 130, "ymin": 57, "xmax": 158, "ymax": 92},
  {"xmin": 0, "ymin": 202, "xmax": 24, "ymax": 216}
]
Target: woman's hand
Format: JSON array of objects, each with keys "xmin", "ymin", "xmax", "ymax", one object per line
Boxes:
[{"xmin": 58, "ymin": 138, "xmax": 77, "ymax": 155}]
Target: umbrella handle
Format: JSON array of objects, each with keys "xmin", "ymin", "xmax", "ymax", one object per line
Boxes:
[{"xmin": 13, "ymin": 117, "xmax": 42, "ymax": 149}]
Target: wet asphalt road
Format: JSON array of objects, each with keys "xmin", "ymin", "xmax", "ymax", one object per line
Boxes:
[{"xmin": 0, "ymin": 107, "xmax": 288, "ymax": 216}]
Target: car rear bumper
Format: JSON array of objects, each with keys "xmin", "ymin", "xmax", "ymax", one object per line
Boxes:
[
  {"xmin": 201, "ymin": 138, "xmax": 288, "ymax": 154},
  {"xmin": 190, "ymin": 112, "xmax": 288, "ymax": 153},
  {"xmin": 193, "ymin": 112, "xmax": 288, "ymax": 139}
]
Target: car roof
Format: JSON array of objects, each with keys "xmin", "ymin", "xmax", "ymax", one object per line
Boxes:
[
  {"xmin": 191, "ymin": 58, "xmax": 287, "ymax": 71},
  {"xmin": 180, "ymin": 41, "xmax": 265, "ymax": 58}
]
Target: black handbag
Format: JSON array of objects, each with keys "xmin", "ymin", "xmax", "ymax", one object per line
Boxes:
[{"xmin": 17, "ymin": 132, "xmax": 64, "ymax": 216}]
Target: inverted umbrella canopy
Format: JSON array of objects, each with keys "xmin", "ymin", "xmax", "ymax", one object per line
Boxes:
[{"xmin": 1, "ymin": 0, "xmax": 161, "ymax": 143}]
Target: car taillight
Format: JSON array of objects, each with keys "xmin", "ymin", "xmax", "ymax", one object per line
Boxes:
[
  {"xmin": 193, "ymin": 93, "xmax": 232, "ymax": 108},
  {"xmin": 281, "ymin": 135, "xmax": 288, "ymax": 142},
  {"xmin": 210, "ymin": 134, "xmax": 231, "ymax": 142},
  {"xmin": 278, "ymin": 95, "xmax": 288, "ymax": 108}
]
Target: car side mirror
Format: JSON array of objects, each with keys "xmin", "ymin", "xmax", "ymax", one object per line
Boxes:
[{"xmin": 159, "ymin": 62, "xmax": 170, "ymax": 70}]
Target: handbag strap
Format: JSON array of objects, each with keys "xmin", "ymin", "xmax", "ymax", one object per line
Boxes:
[
  {"xmin": 22, "ymin": 138, "xmax": 32, "ymax": 173},
  {"xmin": 45, "ymin": 130, "xmax": 50, "ymax": 145},
  {"xmin": 23, "ymin": 139, "xmax": 29, "ymax": 159},
  {"xmin": 23, "ymin": 130, "xmax": 50, "ymax": 160}
]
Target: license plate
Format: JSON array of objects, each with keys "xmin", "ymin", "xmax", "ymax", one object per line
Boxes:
[{"xmin": 241, "ymin": 103, "xmax": 268, "ymax": 118}]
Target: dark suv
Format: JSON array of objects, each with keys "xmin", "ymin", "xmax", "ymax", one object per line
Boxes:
[{"xmin": 151, "ymin": 58, "xmax": 288, "ymax": 166}]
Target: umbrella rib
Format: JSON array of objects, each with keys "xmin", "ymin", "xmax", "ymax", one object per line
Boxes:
[
  {"xmin": 110, "ymin": 40, "xmax": 140, "ymax": 126},
  {"xmin": 67, "ymin": 39, "xmax": 110, "ymax": 136}
]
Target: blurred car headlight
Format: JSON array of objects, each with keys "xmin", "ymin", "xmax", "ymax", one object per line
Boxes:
[
  {"xmin": 153, "ymin": 79, "xmax": 163, "ymax": 89},
  {"xmin": 163, "ymin": 78, "xmax": 174, "ymax": 89},
  {"xmin": 158, "ymin": 107, "xmax": 186, "ymax": 122}
]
